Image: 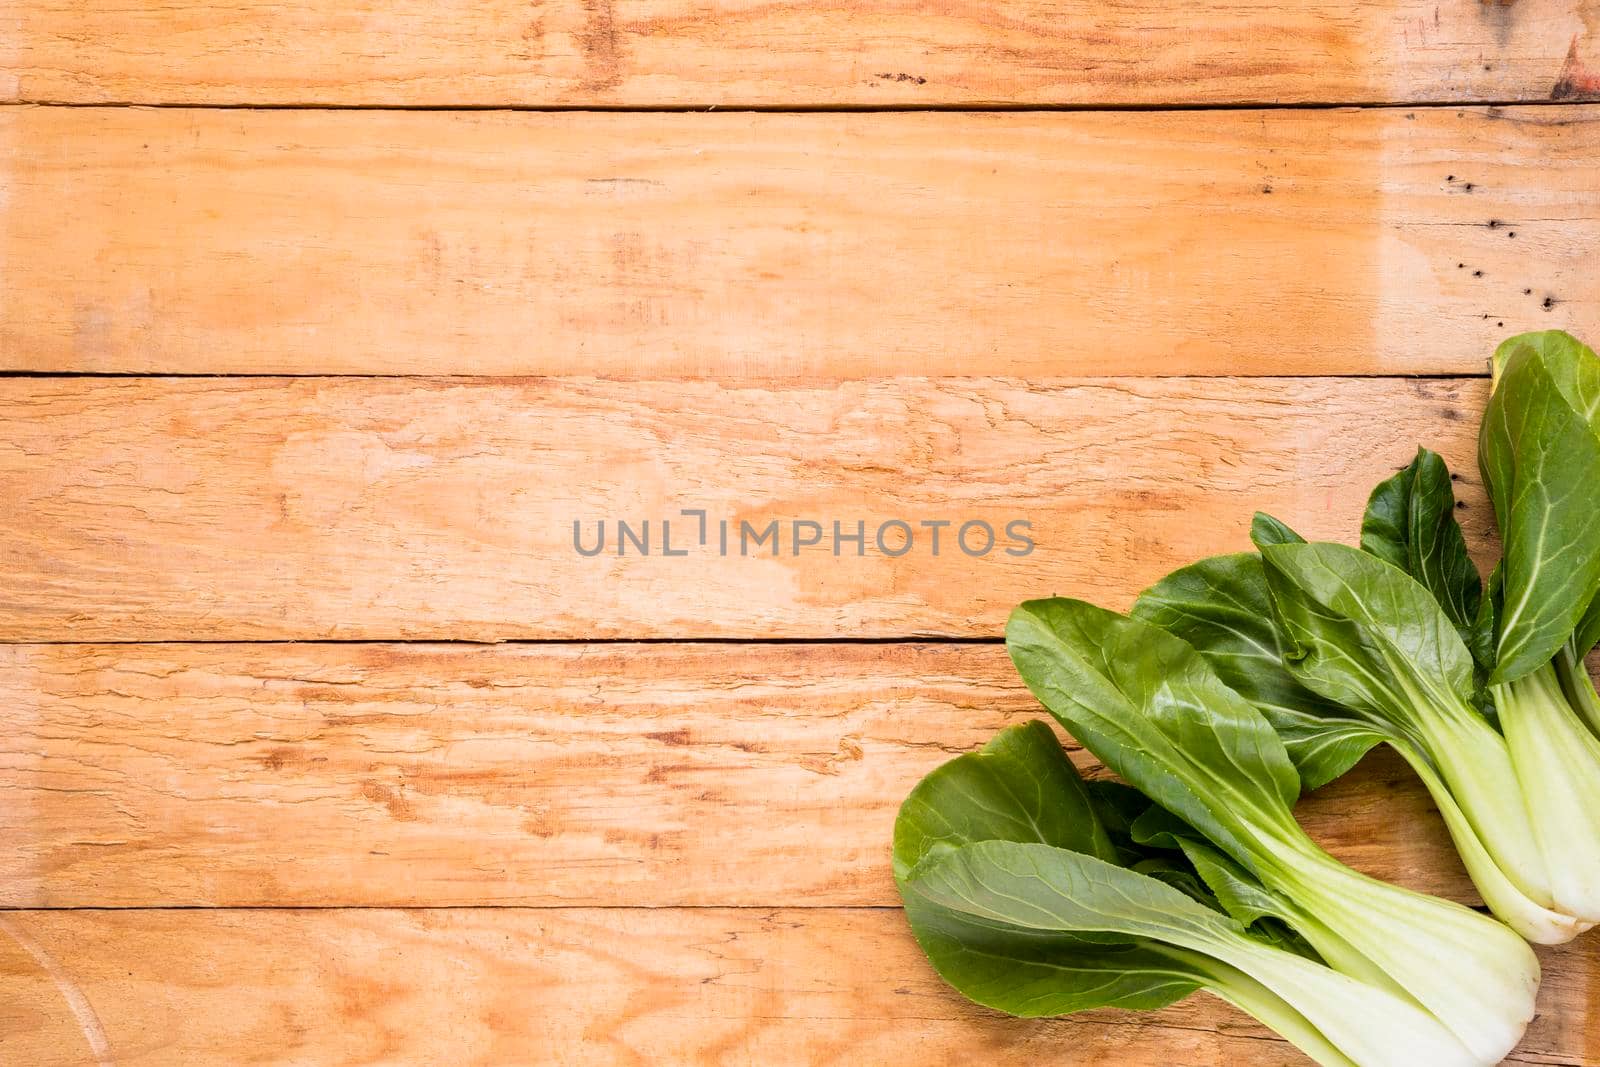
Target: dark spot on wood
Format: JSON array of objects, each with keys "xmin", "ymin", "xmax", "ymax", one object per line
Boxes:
[
  {"xmin": 1508, "ymin": 231, "xmax": 1516, "ymax": 238},
  {"xmin": 1544, "ymin": 296, "xmax": 1557, "ymax": 310},
  {"xmin": 1456, "ymin": 500, "xmax": 1468, "ymax": 510},
  {"xmin": 297, "ymin": 681, "xmax": 409, "ymax": 708},
  {"xmin": 1551, "ymin": 34, "xmax": 1600, "ymax": 101},
  {"xmin": 361, "ymin": 781, "xmax": 417, "ymax": 822},
  {"xmin": 1457, "ymin": 263, "xmax": 1465, "ymax": 269},
  {"xmin": 322, "ymin": 712, "xmax": 391, "ymax": 729},
  {"xmin": 1498, "ymin": 321, "xmax": 1504, "ymax": 327},
  {"xmin": 1473, "ymin": 270, "xmax": 1483, "ymax": 277},
  {"xmin": 1447, "ymin": 174, "xmax": 1455, "ymax": 181},
  {"xmin": 1487, "ymin": 219, "xmax": 1501, "ymax": 228},
  {"xmin": 1525, "ymin": 288, "xmax": 1533, "ymax": 295},
  {"xmin": 1464, "ymin": 183, "xmax": 1475, "ymax": 191},
  {"xmin": 647, "ymin": 729, "xmax": 691, "ymax": 746},
  {"xmin": 876, "ymin": 72, "xmax": 928, "ymax": 85},
  {"xmin": 577, "ymin": 0, "xmax": 623, "ymax": 92},
  {"xmin": 1261, "ymin": 184, "xmax": 1273, "ymax": 194},
  {"xmin": 587, "ymin": 177, "xmax": 666, "ymax": 189}
]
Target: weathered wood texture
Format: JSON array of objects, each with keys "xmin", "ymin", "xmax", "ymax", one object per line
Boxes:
[
  {"xmin": 2, "ymin": 107, "xmax": 1596, "ymax": 376},
  {"xmin": 2, "ymin": 907, "xmax": 1594, "ymax": 1066},
  {"xmin": 0, "ymin": 375, "xmax": 1500, "ymax": 641},
  {"xmin": 2, "ymin": 0, "xmax": 1598, "ymax": 107},
  {"xmin": 0, "ymin": 641, "xmax": 1472, "ymax": 908}
]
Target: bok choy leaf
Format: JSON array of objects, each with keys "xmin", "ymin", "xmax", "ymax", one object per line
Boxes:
[
  {"xmin": 1479, "ymin": 331, "xmax": 1600, "ymax": 685},
  {"xmin": 1131, "ymin": 550, "xmax": 1385, "ymax": 791},
  {"xmin": 1476, "ymin": 330, "xmax": 1600, "ymax": 921},
  {"xmin": 1360, "ymin": 447, "xmax": 1489, "ymax": 675}
]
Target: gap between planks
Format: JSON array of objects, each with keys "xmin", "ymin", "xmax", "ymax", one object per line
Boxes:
[
  {"xmin": 0, "ymin": 370, "xmax": 1497, "ymax": 380},
  {"xmin": 8, "ymin": 98, "xmax": 1600, "ymax": 113}
]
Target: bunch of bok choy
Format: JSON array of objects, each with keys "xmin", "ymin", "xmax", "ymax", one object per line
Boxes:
[
  {"xmin": 894, "ymin": 330, "xmax": 1600, "ymax": 1065},
  {"xmin": 1135, "ymin": 332, "xmax": 1600, "ymax": 944},
  {"xmin": 895, "ymin": 722, "xmax": 1488, "ymax": 1067}
]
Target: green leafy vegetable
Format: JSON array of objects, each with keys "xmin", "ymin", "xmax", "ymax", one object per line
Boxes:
[
  {"xmin": 1575, "ymin": 593, "xmax": 1600, "ymax": 662},
  {"xmin": 1135, "ymin": 332, "xmax": 1600, "ymax": 942},
  {"xmin": 893, "ymin": 720, "xmax": 1118, "ymax": 880},
  {"xmin": 890, "ymin": 330, "xmax": 1600, "ymax": 1065},
  {"xmin": 1253, "ymin": 534, "xmax": 1583, "ymax": 941},
  {"xmin": 911, "ymin": 841, "xmax": 1476, "ymax": 1067},
  {"xmin": 1471, "ymin": 331, "xmax": 1600, "ymax": 923},
  {"xmin": 1557, "ymin": 642, "xmax": 1600, "ymax": 735},
  {"xmin": 1006, "ymin": 598, "xmax": 1539, "ymax": 1063},
  {"xmin": 1251, "ymin": 511, "xmax": 1306, "ymax": 548},
  {"xmin": 1135, "ymin": 531, "xmax": 1586, "ymax": 944},
  {"xmin": 1495, "ymin": 662, "xmax": 1600, "ymax": 921},
  {"xmin": 1360, "ymin": 447, "xmax": 1485, "ymax": 669},
  {"xmin": 894, "ymin": 722, "xmax": 1479, "ymax": 1066},
  {"xmin": 1132, "ymin": 551, "xmax": 1384, "ymax": 791},
  {"xmin": 1479, "ymin": 331, "xmax": 1600, "ymax": 685},
  {"xmin": 894, "ymin": 722, "xmax": 1194, "ymax": 1014}
]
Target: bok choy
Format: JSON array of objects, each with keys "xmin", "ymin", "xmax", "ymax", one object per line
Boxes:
[
  {"xmin": 889, "ymin": 329, "xmax": 1600, "ymax": 1065},
  {"xmin": 895, "ymin": 722, "xmax": 1481, "ymax": 1067},
  {"xmin": 1130, "ymin": 331, "xmax": 1600, "ymax": 943},
  {"xmin": 1005, "ymin": 599, "xmax": 1538, "ymax": 1063},
  {"xmin": 1477, "ymin": 331, "xmax": 1600, "ymax": 923},
  {"xmin": 1134, "ymin": 516, "xmax": 1590, "ymax": 943}
]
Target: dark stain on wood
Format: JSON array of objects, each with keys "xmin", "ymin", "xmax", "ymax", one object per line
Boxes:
[
  {"xmin": 579, "ymin": 0, "xmax": 624, "ymax": 92},
  {"xmin": 1552, "ymin": 35, "xmax": 1600, "ymax": 101},
  {"xmin": 361, "ymin": 781, "xmax": 418, "ymax": 822}
]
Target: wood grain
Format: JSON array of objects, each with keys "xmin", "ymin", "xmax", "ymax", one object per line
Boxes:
[
  {"xmin": 2, "ymin": 0, "xmax": 1598, "ymax": 107},
  {"xmin": 2, "ymin": 907, "xmax": 1595, "ymax": 1066},
  {"xmin": 0, "ymin": 375, "xmax": 1500, "ymax": 642},
  {"xmin": 0, "ymin": 641, "xmax": 1473, "ymax": 908},
  {"xmin": 2, "ymin": 106, "xmax": 1596, "ymax": 376}
]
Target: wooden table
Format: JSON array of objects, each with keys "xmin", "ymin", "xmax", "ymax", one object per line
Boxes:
[{"xmin": 2, "ymin": 4, "xmax": 1599, "ymax": 1064}]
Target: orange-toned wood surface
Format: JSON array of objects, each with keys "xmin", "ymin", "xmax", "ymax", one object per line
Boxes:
[
  {"xmin": 2, "ymin": 0, "xmax": 1597, "ymax": 107},
  {"xmin": 0, "ymin": 375, "xmax": 1494, "ymax": 641},
  {"xmin": 0, "ymin": 642, "xmax": 1471, "ymax": 909},
  {"xmin": 2, "ymin": 106, "xmax": 1597, "ymax": 376},
  {"xmin": 7, "ymin": 3, "xmax": 1600, "ymax": 1064}
]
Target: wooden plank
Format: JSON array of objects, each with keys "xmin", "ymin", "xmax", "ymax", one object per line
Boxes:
[
  {"xmin": 2, "ymin": 106, "xmax": 1596, "ymax": 376},
  {"xmin": 0, "ymin": 641, "xmax": 1474, "ymax": 908},
  {"xmin": 2, "ymin": 0, "xmax": 1598, "ymax": 108},
  {"xmin": 0, "ymin": 375, "xmax": 1501, "ymax": 641},
  {"xmin": 1, "ymin": 907, "xmax": 1592, "ymax": 1066}
]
